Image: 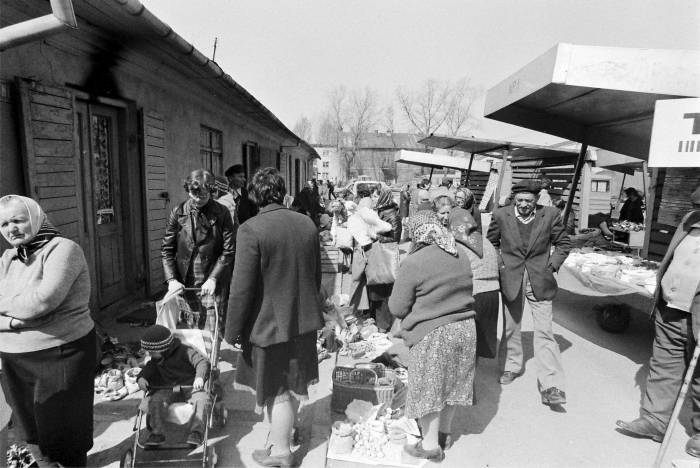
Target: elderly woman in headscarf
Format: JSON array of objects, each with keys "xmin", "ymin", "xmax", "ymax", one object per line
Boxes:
[
  {"xmin": 389, "ymin": 211, "xmax": 477, "ymax": 462},
  {"xmin": 454, "ymin": 187, "xmax": 482, "ymax": 232},
  {"xmin": 0, "ymin": 195, "xmax": 95, "ymax": 467}
]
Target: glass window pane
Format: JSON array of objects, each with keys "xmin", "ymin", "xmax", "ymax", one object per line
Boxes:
[{"xmin": 92, "ymin": 114, "xmax": 115, "ymax": 225}]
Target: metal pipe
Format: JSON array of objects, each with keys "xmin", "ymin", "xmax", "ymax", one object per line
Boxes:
[
  {"xmin": 465, "ymin": 152, "xmax": 475, "ymax": 185},
  {"xmin": 0, "ymin": 0, "xmax": 76, "ymax": 51}
]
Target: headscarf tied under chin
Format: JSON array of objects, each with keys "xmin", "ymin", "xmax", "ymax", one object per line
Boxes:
[
  {"xmin": 406, "ymin": 211, "xmax": 457, "ymax": 257},
  {"xmin": 449, "ymin": 210, "xmax": 484, "ymax": 258},
  {"xmin": 375, "ymin": 188, "xmax": 394, "ymax": 211},
  {"xmin": 0, "ymin": 195, "xmax": 60, "ymax": 263}
]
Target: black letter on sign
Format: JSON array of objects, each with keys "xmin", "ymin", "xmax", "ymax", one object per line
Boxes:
[{"xmin": 683, "ymin": 113, "xmax": 700, "ymax": 134}]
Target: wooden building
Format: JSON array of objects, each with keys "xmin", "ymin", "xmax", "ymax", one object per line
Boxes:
[{"xmin": 0, "ymin": 0, "xmax": 318, "ymax": 314}]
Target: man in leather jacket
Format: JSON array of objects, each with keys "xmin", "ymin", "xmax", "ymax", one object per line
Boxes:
[{"xmin": 162, "ymin": 169, "xmax": 235, "ymax": 329}]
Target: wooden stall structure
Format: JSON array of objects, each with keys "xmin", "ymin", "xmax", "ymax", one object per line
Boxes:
[{"xmin": 484, "ymin": 43, "xmax": 700, "ymax": 259}]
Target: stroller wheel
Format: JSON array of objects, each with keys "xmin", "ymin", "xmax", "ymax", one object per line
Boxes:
[
  {"xmin": 204, "ymin": 447, "xmax": 217, "ymax": 468},
  {"xmin": 120, "ymin": 449, "xmax": 134, "ymax": 468}
]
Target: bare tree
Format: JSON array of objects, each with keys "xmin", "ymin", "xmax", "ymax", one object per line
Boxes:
[
  {"xmin": 383, "ymin": 104, "xmax": 395, "ymax": 133},
  {"xmin": 316, "ymin": 112, "xmax": 337, "ymax": 146},
  {"xmin": 345, "ymin": 87, "xmax": 379, "ymax": 178},
  {"xmin": 396, "ymin": 78, "xmax": 479, "ymax": 137},
  {"xmin": 293, "ymin": 115, "xmax": 313, "ymax": 143}
]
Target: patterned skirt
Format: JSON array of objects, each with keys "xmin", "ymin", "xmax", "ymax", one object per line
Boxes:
[{"xmin": 405, "ymin": 319, "xmax": 477, "ymax": 419}]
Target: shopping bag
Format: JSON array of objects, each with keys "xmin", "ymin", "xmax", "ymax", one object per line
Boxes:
[
  {"xmin": 155, "ymin": 291, "xmax": 186, "ymax": 329},
  {"xmin": 365, "ymin": 242, "xmax": 399, "ymax": 285},
  {"xmin": 334, "ymin": 226, "xmax": 354, "ymax": 251},
  {"xmin": 351, "ymin": 248, "xmax": 368, "ymax": 282}
]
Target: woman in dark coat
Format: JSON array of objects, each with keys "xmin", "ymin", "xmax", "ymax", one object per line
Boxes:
[
  {"xmin": 161, "ymin": 169, "xmax": 235, "ymax": 330},
  {"xmin": 225, "ymin": 168, "xmax": 323, "ymax": 467},
  {"xmin": 368, "ymin": 188, "xmax": 401, "ymax": 332}
]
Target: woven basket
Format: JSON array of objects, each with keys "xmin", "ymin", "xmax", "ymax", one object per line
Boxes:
[{"xmin": 330, "ymin": 363, "xmax": 396, "ymax": 413}]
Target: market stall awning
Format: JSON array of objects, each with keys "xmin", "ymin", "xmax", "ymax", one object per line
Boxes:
[
  {"xmin": 394, "ymin": 149, "xmax": 491, "ymax": 172},
  {"xmin": 418, "ymin": 135, "xmax": 580, "ymax": 165},
  {"xmin": 484, "ymin": 43, "xmax": 700, "ymax": 160},
  {"xmin": 595, "ymin": 150, "xmax": 644, "ymax": 175}
]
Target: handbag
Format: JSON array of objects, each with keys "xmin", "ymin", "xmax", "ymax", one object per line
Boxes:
[
  {"xmin": 334, "ymin": 226, "xmax": 354, "ymax": 251},
  {"xmin": 365, "ymin": 242, "xmax": 399, "ymax": 285}
]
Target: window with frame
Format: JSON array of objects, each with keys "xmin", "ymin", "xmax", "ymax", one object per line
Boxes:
[
  {"xmin": 591, "ymin": 180, "xmax": 610, "ymax": 193},
  {"xmin": 200, "ymin": 126, "xmax": 223, "ymax": 176},
  {"xmin": 323, "ymin": 161, "xmax": 329, "ymax": 168}
]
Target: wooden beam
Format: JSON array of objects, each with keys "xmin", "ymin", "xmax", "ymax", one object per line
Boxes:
[
  {"xmin": 493, "ymin": 150, "xmax": 509, "ymax": 209},
  {"xmin": 465, "ymin": 152, "xmax": 475, "ymax": 185},
  {"xmin": 642, "ymin": 165, "xmax": 657, "ymax": 259},
  {"xmin": 562, "ymin": 143, "xmax": 588, "ymax": 226}
]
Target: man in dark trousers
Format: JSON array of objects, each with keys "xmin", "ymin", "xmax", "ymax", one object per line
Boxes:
[
  {"xmin": 220, "ymin": 164, "xmax": 258, "ymax": 225},
  {"xmin": 487, "ymin": 179, "xmax": 571, "ymax": 406},
  {"xmin": 617, "ymin": 186, "xmax": 700, "ymax": 457}
]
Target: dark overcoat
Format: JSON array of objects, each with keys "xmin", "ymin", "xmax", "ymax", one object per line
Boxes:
[{"xmin": 224, "ymin": 203, "xmax": 323, "ymax": 347}]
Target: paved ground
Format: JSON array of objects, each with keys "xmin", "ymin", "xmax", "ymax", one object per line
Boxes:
[{"xmin": 58, "ymin": 288, "xmax": 700, "ymax": 467}]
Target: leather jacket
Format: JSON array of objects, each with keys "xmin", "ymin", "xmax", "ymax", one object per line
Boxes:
[
  {"xmin": 161, "ymin": 199, "xmax": 235, "ymax": 291},
  {"xmin": 376, "ymin": 203, "xmax": 402, "ymax": 243}
]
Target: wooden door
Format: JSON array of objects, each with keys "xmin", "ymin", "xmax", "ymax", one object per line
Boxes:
[{"xmin": 76, "ymin": 102, "xmax": 127, "ymax": 307}]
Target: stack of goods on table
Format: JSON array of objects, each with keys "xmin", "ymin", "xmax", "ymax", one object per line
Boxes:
[
  {"xmin": 94, "ymin": 338, "xmax": 147, "ymax": 401},
  {"xmin": 563, "ymin": 248, "xmax": 658, "ymax": 294},
  {"xmin": 611, "ymin": 221, "xmax": 645, "ymax": 232},
  {"xmin": 327, "ymin": 399, "xmax": 425, "ymax": 467}
]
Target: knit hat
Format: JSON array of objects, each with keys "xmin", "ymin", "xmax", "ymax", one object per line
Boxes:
[
  {"xmin": 511, "ymin": 179, "xmax": 541, "ymax": 195},
  {"xmin": 141, "ymin": 325, "xmax": 174, "ymax": 352}
]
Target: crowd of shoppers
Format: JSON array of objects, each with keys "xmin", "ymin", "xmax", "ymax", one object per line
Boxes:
[{"xmin": 3, "ymin": 165, "xmax": 699, "ymax": 466}]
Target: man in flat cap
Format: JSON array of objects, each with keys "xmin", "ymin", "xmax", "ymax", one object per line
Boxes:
[
  {"xmin": 487, "ymin": 179, "xmax": 571, "ymax": 406},
  {"xmin": 618, "ymin": 185, "xmax": 700, "ymax": 457}
]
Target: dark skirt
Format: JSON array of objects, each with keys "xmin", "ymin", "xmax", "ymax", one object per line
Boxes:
[
  {"xmin": 1, "ymin": 328, "xmax": 96, "ymax": 467},
  {"xmin": 235, "ymin": 332, "xmax": 319, "ymax": 412},
  {"xmin": 474, "ymin": 290, "xmax": 500, "ymax": 358}
]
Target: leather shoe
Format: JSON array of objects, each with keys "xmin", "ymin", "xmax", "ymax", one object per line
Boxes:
[
  {"xmin": 686, "ymin": 434, "xmax": 700, "ymax": 458},
  {"xmin": 499, "ymin": 371, "xmax": 519, "ymax": 385},
  {"xmin": 541, "ymin": 387, "xmax": 566, "ymax": 405},
  {"xmin": 404, "ymin": 441, "xmax": 445, "ymax": 462},
  {"xmin": 616, "ymin": 417, "xmax": 664, "ymax": 442},
  {"xmin": 252, "ymin": 447, "xmax": 295, "ymax": 467}
]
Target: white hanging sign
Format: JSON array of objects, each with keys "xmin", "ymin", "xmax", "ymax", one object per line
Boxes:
[{"xmin": 648, "ymin": 98, "xmax": 700, "ymax": 167}]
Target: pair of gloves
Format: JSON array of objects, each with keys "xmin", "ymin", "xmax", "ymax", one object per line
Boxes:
[{"xmin": 167, "ymin": 278, "xmax": 216, "ymax": 296}]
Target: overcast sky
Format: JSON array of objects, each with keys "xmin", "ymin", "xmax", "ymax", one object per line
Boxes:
[{"xmin": 141, "ymin": 0, "xmax": 700, "ymax": 145}]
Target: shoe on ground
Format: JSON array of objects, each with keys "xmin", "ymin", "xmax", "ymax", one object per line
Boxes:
[
  {"xmin": 438, "ymin": 431, "xmax": 453, "ymax": 450},
  {"xmin": 145, "ymin": 433, "xmax": 166, "ymax": 446},
  {"xmin": 403, "ymin": 441, "xmax": 445, "ymax": 462},
  {"xmin": 499, "ymin": 371, "xmax": 520, "ymax": 385},
  {"xmin": 251, "ymin": 447, "xmax": 295, "ymax": 467},
  {"xmin": 541, "ymin": 387, "xmax": 567, "ymax": 405},
  {"xmin": 615, "ymin": 417, "xmax": 664, "ymax": 442},
  {"xmin": 186, "ymin": 431, "xmax": 203, "ymax": 447},
  {"xmin": 686, "ymin": 434, "xmax": 700, "ymax": 458}
]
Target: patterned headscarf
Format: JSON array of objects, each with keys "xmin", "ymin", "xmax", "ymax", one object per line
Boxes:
[
  {"xmin": 375, "ymin": 188, "xmax": 394, "ymax": 211},
  {"xmin": 406, "ymin": 211, "xmax": 457, "ymax": 256},
  {"xmin": 0, "ymin": 195, "xmax": 61, "ymax": 263},
  {"xmin": 449, "ymin": 209, "xmax": 483, "ymax": 258}
]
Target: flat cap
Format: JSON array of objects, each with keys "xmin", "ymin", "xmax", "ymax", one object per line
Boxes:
[{"xmin": 511, "ymin": 179, "xmax": 541, "ymax": 195}]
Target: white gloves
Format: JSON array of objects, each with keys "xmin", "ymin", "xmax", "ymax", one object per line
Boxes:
[
  {"xmin": 167, "ymin": 279, "xmax": 185, "ymax": 294},
  {"xmin": 200, "ymin": 278, "xmax": 217, "ymax": 296}
]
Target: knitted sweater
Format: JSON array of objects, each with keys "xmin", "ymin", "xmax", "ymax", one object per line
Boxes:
[
  {"xmin": 388, "ymin": 244, "xmax": 475, "ymax": 347},
  {"xmin": 0, "ymin": 237, "xmax": 93, "ymax": 353},
  {"xmin": 138, "ymin": 339, "xmax": 210, "ymax": 387},
  {"xmin": 463, "ymin": 237, "xmax": 500, "ymax": 295}
]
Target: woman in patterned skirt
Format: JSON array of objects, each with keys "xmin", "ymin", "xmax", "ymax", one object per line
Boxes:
[{"xmin": 389, "ymin": 211, "xmax": 477, "ymax": 462}]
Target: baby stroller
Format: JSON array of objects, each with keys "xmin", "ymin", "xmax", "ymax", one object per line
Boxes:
[{"xmin": 120, "ymin": 288, "xmax": 228, "ymax": 468}]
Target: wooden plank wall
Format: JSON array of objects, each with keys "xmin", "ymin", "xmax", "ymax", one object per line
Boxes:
[
  {"xmin": 143, "ymin": 112, "xmax": 168, "ymax": 294},
  {"xmin": 647, "ymin": 167, "xmax": 700, "ymax": 261},
  {"xmin": 509, "ymin": 160, "xmax": 581, "ymax": 225},
  {"xmin": 462, "ymin": 171, "xmax": 490, "ymax": 207},
  {"xmin": 16, "ymin": 80, "xmax": 82, "ymax": 243}
]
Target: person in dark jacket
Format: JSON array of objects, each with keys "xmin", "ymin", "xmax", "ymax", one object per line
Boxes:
[
  {"xmin": 487, "ymin": 179, "xmax": 571, "ymax": 406},
  {"xmin": 619, "ymin": 187, "xmax": 645, "ymax": 223},
  {"xmin": 399, "ymin": 184, "xmax": 411, "ymax": 219},
  {"xmin": 225, "ymin": 168, "xmax": 323, "ymax": 467},
  {"xmin": 291, "ymin": 186, "xmax": 324, "ymax": 226},
  {"xmin": 221, "ymin": 164, "xmax": 258, "ymax": 224},
  {"xmin": 162, "ymin": 169, "xmax": 235, "ymax": 330},
  {"xmin": 368, "ymin": 188, "xmax": 401, "ymax": 332},
  {"xmin": 137, "ymin": 325, "xmax": 212, "ymax": 448}
]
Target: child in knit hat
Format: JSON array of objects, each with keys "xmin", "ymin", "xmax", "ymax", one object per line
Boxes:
[{"xmin": 137, "ymin": 325, "xmax": 212, "ymax": 447}]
